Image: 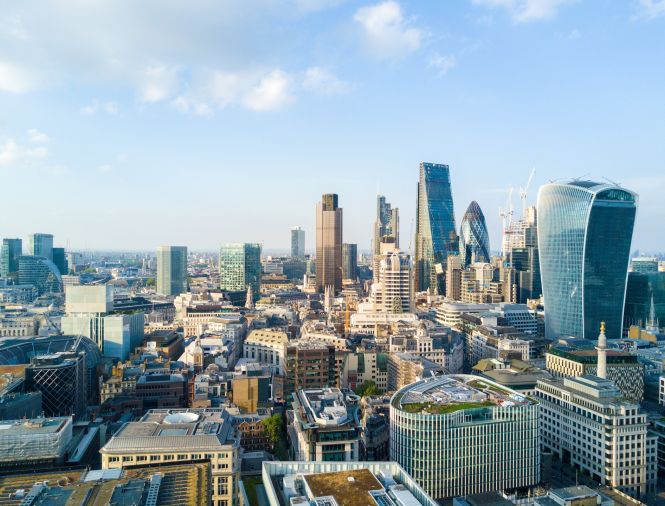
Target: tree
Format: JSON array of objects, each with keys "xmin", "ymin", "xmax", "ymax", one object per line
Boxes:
[
  {"xmin": 354, "ymin": 380, "xmax": 380, "ymax": 397},
  {"xmin": 146, "ymin": 277, "xmax": 156, "ymax": 287},
  {"xmin": 261, "ymin": 414, "xmax": 283, "ymax": 449}
]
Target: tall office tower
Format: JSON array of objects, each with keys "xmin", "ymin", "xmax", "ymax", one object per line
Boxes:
[
  {"xmin": 219, "ymin": 243, "xmax": 262, "ymax": 301},
  {"xmin": 369, "ymin": 250, "xmax": 414, "ymax": 313},
  {"xmin": 390, "ymin": 375, "xmax": 539, "ymax": 500},
  {"xmin": 459, "ymin": 201, "xmax": 490, "ymax": 267},
  {"xmin": 374, "ymin": 195, "xmax": 399, "ymax": 255},
  {"xmin": 28, "ymin": 233, "xmax": 53, "ymax": 260},
  {"xmin": 414, "ymin": 163, "xmax": 458, "ymax": 294},
  {"xmin": 510, "ymin": 223, "xmax": 542, "ymax": 303},
  {"xmin": 342, "ymin": 243, "xmax": 358, "ymax": 280},
  {"xmin": 156, "ymin": 245, "xmax": 188, "ymax": 296},
  {"xmin": 538, "ymin": 181, "xmax": 637, "ymax": 340},
  {"xmin": 316, "ymin": 193, "xmax": 343, "ymax": 292},
  {"xmin": 52, "ymin": 247, "xmax": 68, "ymax": 275},
  {"xmin": 445, "ymin": 255, "xmax": 463, "ymax": 301},
  {"xmin": 18, "ymin": 256, "xmax": 62, "ymax": 295},
  {"xmin": 1, "ymin": 238, "xmax": 22, "ymax": 278},
  {"xmin": 291, "ymin": 226, "xmax": 306, "ymax": 259}
]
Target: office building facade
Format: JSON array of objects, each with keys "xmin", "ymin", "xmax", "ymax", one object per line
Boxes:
[
  {"xmin": 369, "ymin": 250, "xmax": 414, "ymax": 313},
  {"xmin": 219, "ymin": 243, "xmax": 261, "ymax": 300},
  {"xmin": 1, "ymin": 238, "xmax": 22, "ymax": 278},
  {"xmin": 28, "ymin": 233, "xmax": 53, "ymax": 260},
  {"xmin": 414, "ymin": 163, "xmax": 458, "ymax": 294},
  {"xmin": 374, "ymin": 195, "xmax": 399, "ymax": 254},
  {"xmin": 52, "ymin": 247, "xmax": 68, "ymax": 275},
  {"xmin": 291, "ymin": 226, "xmax": 306, "ymax": 259},
  {"xmin": 459, "ymin": 201, "xmax": 490, "ymax": 267},
  {"xmin": 342, "ymin": 243, "xmax": 358, "ymax": 280},
  {"xmin": 156, "ymin": 245, "xmax": 188, "ymax": 296},
  {"xmin": 316, "ymin": 193, "xmax": 343, "ymax": 292},
  {"xmin": 17, "ymin": 256, "xmax": 62, "ymax": 295},
  {"xmin": 538, "ymin": 181, "xmax": 637, "ymax": 340}
]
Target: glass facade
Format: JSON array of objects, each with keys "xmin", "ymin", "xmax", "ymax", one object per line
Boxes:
[
  {"xmin": 374, "ymin": 195, "xmax": 399, "ymax": 254},
  {"xmin": 52, "ymin": 247, "xmax": 68, "ymax": 276},
  {"xmin": 624, "ymin": 272, "xmax": 665, "ymax": 330},
  {"xmin": 291, "ymin": 226, "xmax": 305, "ymax": 259},
  {"xmin": 538, "ymin": 182, "xmax": 637, "ymax": 340},
  {"xmin": 18, "ymin": 255, "xmax": 62, "ymax": 295},
  {"xmin": 1, "ymin": 238, "xmax": 22, "ymax": 277},
  {"xmin": 156, "ymin": 246, "xmax": 188, "ymax": 296},
  {"xmin": 459, "ymin": 201, "xmax": 490, "ymax": 267},
  {"xmin": 341, "ymin": 243, "xmax": 357, "ymax": 280},
  {"xmin": 219, "ymin": 243, "xmax": 261, "ymax": 300},
  {"xmin": 415, "ymin": 163, "xmax": 458, "ymax": 293},
  {"xmin": 28, "ymin": 233, "xmax": 53, "ymax": 261}
]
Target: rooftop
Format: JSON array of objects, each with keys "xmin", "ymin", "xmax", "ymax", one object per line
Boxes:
[
  {"xmin": 0, "ymin": 417, "xmax": 71, "ymax": 437},
  {"xmin": 392, "ymin": 374, "xmax": 535, "ymax": 415},
  {"xmin": 297, "ymin": 388, "xmax": 360, "ymax": 427},
  {"xmin": 304, "ymin": 469, "xmax": 383, "ymax": 506}
]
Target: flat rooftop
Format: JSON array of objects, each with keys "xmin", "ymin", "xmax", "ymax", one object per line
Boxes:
[
  {"xmin": 304, "ymin": 469, "xmax": 383, "ymax": 506},
  {"xmin": 393, "ymin": 374, "xmax": 535, "ymax": 415},
  {"xmin": 0, "ymin": 417, "xmax": 70, "ymax": 436}
]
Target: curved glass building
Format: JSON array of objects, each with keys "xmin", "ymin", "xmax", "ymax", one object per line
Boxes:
[
  {"xmin": 537, "ymin": 181, "xmax": 637, "ymax": 340},
  {"xmin": 459, "ymin": 201, "xmax": 490, "ymax": 267},
  {"xmin": 17, "ymin": 255, "xmax": 62, "ymax": 295},
  {"xmin": 414, "ymin": 163, "xmax": 458, "ymax": 294}
]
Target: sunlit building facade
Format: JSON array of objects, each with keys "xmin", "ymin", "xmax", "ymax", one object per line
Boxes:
[
  {"xmin": 538, "ymin": 181, "xmax": 637, "ymax": 340},
  {"xmin": 459, "ymin": 200, "xmax": 490, "ymax": 267},
  {"xmin": 219, "ymin": 243, "xmax": 261, "ymax": 300},
  {"xmin": 156, "ymin": 245, "xmax": 188, "ymax": 296}
]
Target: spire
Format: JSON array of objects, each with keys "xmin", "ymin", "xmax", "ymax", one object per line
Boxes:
[
  {"xmin": 596, "ymin": 321, "xmax": 607, "ymax": 379},
  {"xmin": 245, "ymin": 284, "xmax": 254, "ymax": 310},
  {"xmin": 647, "ymin": 294, "xmax": 658, "ymax": 332}
]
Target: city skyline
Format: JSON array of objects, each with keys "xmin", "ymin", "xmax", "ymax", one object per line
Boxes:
[{"xmin": 1, "ymin": 2, "xmax": 664, "ymax": 251}]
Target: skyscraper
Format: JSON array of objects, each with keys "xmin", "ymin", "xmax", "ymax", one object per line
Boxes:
[
  {"xmin": 316, "ymin": 193, "xmax": 343, "ymax": 292},
  {"xmin": 156, "ymin": 246, "xmax": 188, "ymax": 296},
  {"xmin": 291, "ymin": 226, "xmax": 306, "ymax": 259},
  {"xmin": 538, "ymin": 181, "xmax": 638, "ymax": 340},
  {"xmin": 374, "ymin": 195, "xmax": 399, "ymax": 255},
  {"xmin": 18, "ymin": 255, "xmax": 62, "ymax": 294},
  {"xmin": 459, "ymin": 201, "xmax": 490, "ymax": 267},
  {"xmin": 28, "ymin": 233, "xmax": 53, "ymax": 260},
  {"xmin": 508, "ymin": 207, "xmax": 541, "ymax": 303},
  {"xmin": 341, "ymin": 243, "xmax": 357, "ymax": 280},
  {"xmin": 414, "ymin": 163, "xmax": 458, "ymax": 294},
  {"xmin": 1, "ymin": 238, "xmax": 22, "ymax": 278},
  {"xmin": 52, "ymin": 247, "xmax": 68, "ymax": 275},
  {"xmin": 219, "ymin": 243, "xmax": 261, "ymax": 301}
]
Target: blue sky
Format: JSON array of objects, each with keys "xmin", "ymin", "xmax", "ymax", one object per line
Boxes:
[{"xmin": 1, "ymin": 0, "xmax": 664, "ymax": 252}]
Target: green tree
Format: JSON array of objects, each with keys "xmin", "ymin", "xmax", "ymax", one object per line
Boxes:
[
  {"xmin": 261, "ymin": 414, "xmax": 283, "ymax": 449},
  {"xmin": 354, "ymin": 380, "xmax": 379, "ymax": 397},
  {"xmin": 146, "ymin": 277, "xmax": 156, "ymax": 287}
]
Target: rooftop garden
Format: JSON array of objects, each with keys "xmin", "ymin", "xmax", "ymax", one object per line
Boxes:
[{"xmin": 401, "ymin": 400, "xmax": 495, "ymax": 415}]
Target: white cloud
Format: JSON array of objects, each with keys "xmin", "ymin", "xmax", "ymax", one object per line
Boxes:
[
  {"xmin": 428, "ymin": 53, "xmax": 457, "ymax": 77},
  {"xmin": 0, "ymin": 137, "xmax": 49, "ymax": 167},
  {"xmin": 354, "ymin": 1, "xmax": 424, "ymax": 59},
  {"xmin": 472, "ymin": 0, "xmax": 576, "ymax": 23},
  {"xmin": 243, "ymin": 70, "xmax": 294, "ymax": 111},
  {"xmin": 303, "ymin": 67, "xmax": 352, "ymax": 94},
  {"xmin": 80, "ymin": 99, "xmax": 120, "ymax": 116},
  {"xmin": 634, "ymin": 0, "xmax": 665, "ymax": 20},
  {"xmin": 27, "ymin": 128, "xmax": 50, "ymax": 144},
  {"xmin": 97, "ymin": 164, "xmax": 113, "ymax": 173},
  {"xmin": 0, "ymin": 61, "xmax": 38, "ymax": 93},
  {"xmin": 139, "ymin": 64, "xmax": 180, "ymax": 103}
]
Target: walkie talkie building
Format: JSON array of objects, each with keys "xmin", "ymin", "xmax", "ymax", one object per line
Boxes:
[{"xmin": 537, "ymin": 181, "xmax": 637, "ymax": 340}]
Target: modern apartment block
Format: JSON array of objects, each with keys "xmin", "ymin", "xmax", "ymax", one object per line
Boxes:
[{"xmin": 390, "ymin": 374, "xmax": 540, "ymax": 500}]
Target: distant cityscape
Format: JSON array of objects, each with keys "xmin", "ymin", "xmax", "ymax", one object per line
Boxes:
[{"xmin": 1, "ymin": 162, "xmax": 665, "ymax": 506}]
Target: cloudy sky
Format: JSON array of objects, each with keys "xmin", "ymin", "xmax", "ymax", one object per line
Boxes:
[{"xmin": 1, "ymin": 0, "xmax": 664, "ymax": 252}]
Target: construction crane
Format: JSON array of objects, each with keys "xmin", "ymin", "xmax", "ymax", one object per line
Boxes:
[
  {"xmin": 519, "ymin": 167, "xmax": 536, "ymax": 218},
  {"xmin": 499, "ymin": 187, "xmax": 514, "ymax": 258}
]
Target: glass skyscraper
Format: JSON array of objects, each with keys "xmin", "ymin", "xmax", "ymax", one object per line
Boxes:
[
  {"xmin": 374, "ymin": 195, "xmax": 399, "ymax": 255},
  {"xmin": 52, "ymin": 247, "xmax": 68, "ymax": 276},
  {"xmin": 156, "ymin": 245, "xmax": 188, "ymax": 296},
  {"xmin": 341, "ymin": 243, "xmax": 358, "ymax": 280},
  {"xmin": 1, "ymin": 238, "xmax": 22, "ymax": 278},
  {"xmin": 28, "ymin": 233, "xmax": 53, "ymax": 261},
  {"xmin": 18, "ymin": 255, "xmax": 62, "ymax": 295},
  {"xmin": 219, "ymin": 243, "xmax": 261, "ymax": 301},
  {"xmin": 414, "ymin": 162, "xmax": 458, "ymax": 294},
  {"xmin": 316, "ymin": 193, "xmax": 343, "ymax": 292},
  {"xmin": 538, "ymin": 181, "xmax": 637, "ymax": 340},
  {"xmin": 291, "ymin": 226, "xmax": 306, "ymax": 259},
  {"xmin": 459, "ymin": 200, "xmax": 490, "ymax": 267}
]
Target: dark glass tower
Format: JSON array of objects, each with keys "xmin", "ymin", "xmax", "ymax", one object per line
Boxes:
[
  {"xmin": 414, "ymin": 163, "xmax": 458, "ymax": 293},
  {"xmin": 459, "ymin": 201, "xmax": 490, "ymax": 267},
  {"xmin": 342, "ymin": 243, "xmax": 358, "ymax": 280},
  {"xmin": 1, "ymin": 238, "xmax": 22, "ymax": 278},
  {"xmin": 538, "ymin": 181, "xmax": 637, "ymax": 340}
]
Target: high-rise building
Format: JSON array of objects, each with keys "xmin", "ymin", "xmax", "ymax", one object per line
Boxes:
[
  {"xmin": 342, "ymin": 243, "xmax": 357, "ymax": 280},
  {"xmin": 156, "ymin": 245, "xmax": 188, "ymax": 296},
  {"xmin": 632, "ymin": 257, "xmax": 659, "ymax": 274},
  {"xmin": 316, "ymin": 193, "xmax": 343, "ymax": 292},
  {"xmin": 291, "ymin": 226, "xmax": 306, "ymax": 259},
  {"xmin": 374, "ymin": 195, "xmax": 399, "ymax": 255},
  {"xmin": 28, "ymin": 233, "xmax": 53, "ymax": 260},
  {"xmin": 0, "ymin": 238, "xmax": 22, "ymax": 278},
  {"xmin": 414, "ymin": 163, "xmax": 458, "ymax": 294},
  {"xmin": 219, "ymin": 243, "xmax": 261, "ymax": 300},
  {"xmin": 390, "ymin": 374, "xmax": 540, "ymax": 500},
  {"xmin": 369, "ymin": 250, "xmax": 414, "ymax": 313},
  {"xmin": 52, "ymin": 247, "xmax": 68, "ymax": 275},
  {"xmin": 459, "ymin": 201, "xmax": 490, "ymax": 267},
  {"xmin": 18, "ymin": 256, "xmax": 62, "ymax": 295},
  {"xmin": 624, "ymin": 271, "xmax": 664, "ymax": 332},
  {"xmin": 538, "ymin": 181, "xmax": 638, "ymax": 340}
]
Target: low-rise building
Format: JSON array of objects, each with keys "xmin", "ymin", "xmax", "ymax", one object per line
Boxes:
[
  {"xmin": 387, "ymin": 353, "xmax": 444, "ymax": 392},
  {"xmin": 243, "ymin": 329, "xmax": 290, "ymax": 374},
  {"xmin": 473, "ymin": 357, "xmax": 551, "ymax": 395},
  {"xmin": 284, "ymin": 340, "xmax": 336, "ymax": 400},
  {"xmin": 0, "ymin": 417, "xmax": 73, "ymax": 470},
  {"xmin": 289, "ymin": 387, "xmax": 361, "ymax": 462}
]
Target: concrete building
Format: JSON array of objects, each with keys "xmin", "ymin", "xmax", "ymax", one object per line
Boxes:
[
  {"xmin": 536, "ymin": 375, "xmax": 657, "ymax": 498},
  {"xmin": 388, "ymin": 322, "xmax": 464, "ymax": 374},
  {"xmin": 390, "ymin": 374, "xmax": 540, "ymax": 500},
  {"xmin": 100, "ymin": 408, "xmax": 240, "ymax": 506},
  {"xmin": 0, "ymin": 309, "xmax": 39, "ymax": 337},
  {"xmin": 369, "ymin": 249, "xmax": 414, "ymax": 313},
  {"xmin": 435, "ymin": 301, "xmax": 492, "ymax": 327},
  {"xmin": 316, "ymin": 193, "xmax": 343, "ymax": 292},
  {"xmin": 156, "ymin": 245, "xmax": 188, "ymax": 296},
  {"xmin": 340, "ymin": 352, "xmax": 389, "ymax": 393},
  {"xmin": 243, "ymin": 329, "xmax": 290, "ymax": 375},
  {"xmin": 0, "ymin": 417, "xmax": 73, "ymax": 470},
  {"xmin": 387, "ymin": 353, "xmax": 444, "ymax": 391},
  {"xmin": 473, "ymin": 358, "xmax": 552, "ymax": 395},
  {"xmin": 0, "ymin": 284, "xmax": 37, "ymax": 304},
  {"xmin": 289, "ymin": 387, "xmax": 360, "ymax": 462},
  {"xmin": 284, "ymin": 340, "xmax": 336, "ymax": 400}
]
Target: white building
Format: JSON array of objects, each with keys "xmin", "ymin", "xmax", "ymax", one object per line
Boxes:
[
  {"xmin": 434, "ymin": 301, "xmax": 491, "ymax": 328},
  {"xmin": 390, "ymin": 374, "xmax": 540, "ymax": 500},
  {"xmin": 388, "ymin": 321, "xmax": 464, "ymax": 374},
  {"xmin": 369, "ymin": 250, "xmax": 414, "ymax": 314},
  {"xmin": 243, "ymin": 329, "xmax": 289, "ymax": 374}
]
